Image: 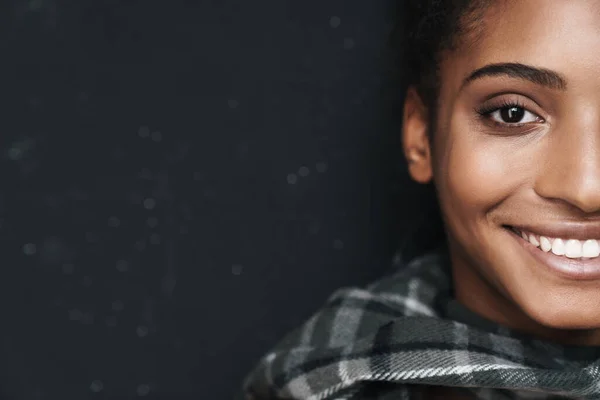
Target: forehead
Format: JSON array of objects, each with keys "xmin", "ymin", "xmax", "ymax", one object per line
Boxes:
[{"xmin": 443, "ymin": 0, "xmax": 600, "ymax": 92}]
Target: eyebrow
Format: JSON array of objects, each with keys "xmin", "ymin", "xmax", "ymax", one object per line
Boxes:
[{"xmin": 461, "ymin": 62, "xmax": 567, "ymax": 91}]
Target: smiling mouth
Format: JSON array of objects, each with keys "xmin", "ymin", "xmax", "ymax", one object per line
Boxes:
[
  {"xmin": 504, "ymin": 225, "xmax": 600, "ymax": 280},
  {"xmin": 506, "ymin": 226, "xmax": 600, "ymax": 260}
]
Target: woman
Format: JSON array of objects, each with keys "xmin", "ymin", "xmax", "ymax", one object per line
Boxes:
[{"xmin": 242, "ymin": 1, "xmax": 600, "ymax": 398}]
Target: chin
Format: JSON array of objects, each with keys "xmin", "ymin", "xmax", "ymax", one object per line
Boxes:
[
  {"xmin": 523, "ymin": 299, "xmax": 600, "ymax": 332},
  {"xmin": 496, "ymin": 226, "xmax": 600, "ymax": 332}
]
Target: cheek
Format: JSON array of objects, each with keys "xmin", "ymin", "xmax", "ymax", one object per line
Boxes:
[
  {"xmin": 449, "ymin": 142, "xmax": 506, "ymax": 206},
  {"xmin": 437, "ymin": 121, "xmax": 527, "ymax": 218}
]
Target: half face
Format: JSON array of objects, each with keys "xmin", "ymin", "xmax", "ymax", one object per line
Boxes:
[{"xmin": 405, "ymin": 0, "xmax": 600, "ymax": 343}]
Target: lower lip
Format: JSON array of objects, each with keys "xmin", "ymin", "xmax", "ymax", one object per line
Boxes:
[{"xmin": 508, "ymin": 228, "xmax": 600, "ymax": 281}]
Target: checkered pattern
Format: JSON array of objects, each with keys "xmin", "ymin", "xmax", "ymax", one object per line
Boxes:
[{"xmin": 242, "ymin": 246, "xmax": 600, "ymax": 399}]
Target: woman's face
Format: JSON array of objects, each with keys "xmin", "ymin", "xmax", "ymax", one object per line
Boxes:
[{"xmin": 405, "ymin": 0, "xmax": 600, "ymax": 343}]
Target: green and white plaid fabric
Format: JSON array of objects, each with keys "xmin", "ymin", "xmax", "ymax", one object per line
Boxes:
[{"xmin": 242, "ymin": 246, "xmax": 600, "ymax": 399}]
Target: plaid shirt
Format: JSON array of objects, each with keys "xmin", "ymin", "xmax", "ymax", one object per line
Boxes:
[{"xmin": 242, "ymin": 246, "xmax": 600, "ymax": 399}]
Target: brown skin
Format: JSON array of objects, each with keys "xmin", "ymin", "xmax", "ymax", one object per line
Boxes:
[{"xmin": 404, "ymin": 0, "xmax": 600, "ymax": 346}]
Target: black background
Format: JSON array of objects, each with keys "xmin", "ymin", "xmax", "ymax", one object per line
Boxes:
[{"xmin": 1, "ymin": 1, "xmax": 437, "ymax": 398}]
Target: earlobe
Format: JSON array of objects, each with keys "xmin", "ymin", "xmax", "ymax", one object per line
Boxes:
[{"xmin": 402, "ymin": 86, "xmax": 434, "ymax": 184}]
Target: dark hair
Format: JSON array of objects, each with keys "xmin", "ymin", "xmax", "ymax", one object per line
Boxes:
[{"xmin": 394, "ymin": 0, "xmax": 491, "ymax": 116}]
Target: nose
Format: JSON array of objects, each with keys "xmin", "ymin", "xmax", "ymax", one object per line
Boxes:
[{"xmin": 534, "ymin": 116, "xmax": 600, "ymax": 214}]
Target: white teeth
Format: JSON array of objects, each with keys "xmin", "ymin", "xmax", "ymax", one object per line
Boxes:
[
  {"xmin": 564, "ymin": 239, "xmax": 582, "ymax": 258},
  {"xmin": 517, "ymin": 229, "xmax": 600, "ymax": 259},
  {"xmin": 528, "ymin": 234, "xmax": 539, "ymax": 246},
  {"xmin": 551, "ymin": 238, "xmax": 565, "ymax": 256},
  {"xmin": 582, "ymin": 240, "xmax": 600, "ymax": 258},
  {"xmin": 540, "ymin": 236, "xmax": 552, "ymax": 252}
]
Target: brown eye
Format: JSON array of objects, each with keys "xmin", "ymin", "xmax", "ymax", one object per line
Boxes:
[
  {"xmin": 489, "ymin": 106, "xmax": 540, "ymax": 124},
  {"xmin": 501, "ymin": 107, "xmax": 524, "ymax": 123}
]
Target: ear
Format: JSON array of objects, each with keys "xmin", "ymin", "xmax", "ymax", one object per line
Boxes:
[{"xmin": 402, "ymin": 86, "xmax": 434, "ymax": 184}]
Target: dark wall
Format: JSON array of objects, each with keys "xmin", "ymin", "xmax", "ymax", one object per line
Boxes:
[{"xmin": 1, "ymin": 1, "xmax": 427, "ymax": 399}]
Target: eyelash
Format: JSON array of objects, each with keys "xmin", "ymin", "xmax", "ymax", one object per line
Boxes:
[
  {"xmin": 477, "ymin": 99, "xmax": 525, "ymax": 116},
  {"xmin": 475, "ymin": 99, "xmax": 543, "ymax": 127}
]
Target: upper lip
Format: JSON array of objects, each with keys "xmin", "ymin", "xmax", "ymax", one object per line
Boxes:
[{"xmin": 509, "ymin": 223, "xmax": 600, "ymax": 240}]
